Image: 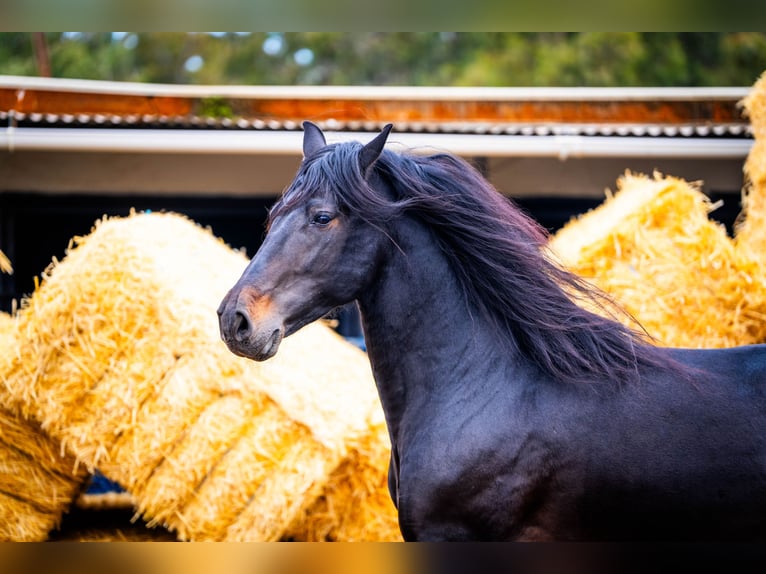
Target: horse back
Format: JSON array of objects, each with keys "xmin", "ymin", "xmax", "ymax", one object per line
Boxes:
[
  {"xmin": 668, "ymin": 343, "xmax": 766, "ymax": 397},
  {"xmin": 574, "ymin": 343, "xmax": 766, "ymax": 540}
]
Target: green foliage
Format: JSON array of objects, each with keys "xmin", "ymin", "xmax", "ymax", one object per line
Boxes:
[
  {"xmin": 1, "ymin": 32, "xmax": 765, "ymax": 87},
  {"xmin": 0, "ymin": 33, "xmax": 37, "ymax": 76},
  {"xmin": 198, "ymin": 97, "xmax": 235, "ymax": 118}
]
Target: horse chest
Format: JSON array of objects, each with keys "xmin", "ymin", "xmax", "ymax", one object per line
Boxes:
[{"xmin": 392, "ymin": 404, "xmax": 571, "ymax": 541}]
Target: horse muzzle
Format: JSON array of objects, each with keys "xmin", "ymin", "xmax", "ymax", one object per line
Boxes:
[{"xmin": 217, "ymin": 287, "xmax": 285, "ymax": 362}]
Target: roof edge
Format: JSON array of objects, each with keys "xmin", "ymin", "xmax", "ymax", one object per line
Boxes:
[
  {"xmin": 0, "ymin": 75, "xmax": 751, "ymax": 102},
  {"xmin": 0, "ymin": 127, "xmax": 753, "ymax": 159}
]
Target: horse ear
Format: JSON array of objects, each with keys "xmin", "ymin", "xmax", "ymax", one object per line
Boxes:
[
  {"xmin": 359, "ymin": 123, "xmax": 393, "ymax": 175},
  {"xmin": 302, "ymin": 121, "xmax": 327, "ymax": 158}
]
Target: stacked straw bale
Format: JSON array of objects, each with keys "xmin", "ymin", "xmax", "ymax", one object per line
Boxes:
[
  {"xmin": 549, "ymin": 172, "xmax": 766, "ymax": 348},
  {"xmin": 0, "ymin": 312, "xmax": 88, "ymax": 541},
  {"xmin": 1, "ymin": 212, "xmax": 399, "ymax": 541},
  {"xmin": 284, "ymin": 408, "xmax": 400, "ymax": 541},
  {"xmin": 0, "ymin": 250, "xmax": 11, "ymax": 274},
  {"xmin": 736, "ymin": 71, "xmax": 766, "ymax": 268}
]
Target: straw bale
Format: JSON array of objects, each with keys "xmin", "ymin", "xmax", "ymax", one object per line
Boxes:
[
  {"xmin": 0, "ymin": 310, "xmax": 19, "ymax": 399},
  {"xmin": 1, "ymin": 212, "xmax": 397, "ymax": 541},
  {"xmin": 550, "ymin": 172, "xmax": 766, "ymax": 348},
  {"xmin": 183, "ymin": 411, "xmax": 331, "ymax": 541},
  {"xmin": 4, "ymin": 213, "xmax": 244, "ymax": 463},
  {"xmin": 237, "ymin": 321, "xmax": 401, "ymax": 541},
  {"xmin": 735, "ymin": 137, "xmax": 766, "ymax": 261},
  {"xmin": 742, "ymin": 70, "xmax": 766, "ymax": 139},
  {"xmin": 99, "ymin": 344, "xmax": 256, "ymax": 490},
  {"xmin": 0, "ymin": 414, "xmax": 87, "ymax": 541},
  {"xmin": 283, "ymin": 410, "xmax": 402, "ymax": 542},
  {"xmin": 0, "ymin": 312, "xmax": 87, "ymax": 541},
  {"xmin": 0, "ymin": 416, "xmax": 80, "ymax": 512},
  {"xmin": 736, "ymin": 71, "xmax": 766, "ymax": 283},
  {"xmin": 0, "ymin": 250, "xmax": 11, "ymax": 274}
]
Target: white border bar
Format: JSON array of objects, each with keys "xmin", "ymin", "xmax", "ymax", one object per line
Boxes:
[{"xmin": 0, "ymin": 127, "xmax": 753, "ymax": 160}]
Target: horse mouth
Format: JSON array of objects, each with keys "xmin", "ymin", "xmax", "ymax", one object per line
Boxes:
[
  {"xmin": 223, "ymin": 327, "xmax": 283, "ymax": 362},
  {"xmin": 255, "ymin": 328, "xmax": 283, "ymax": 361}
]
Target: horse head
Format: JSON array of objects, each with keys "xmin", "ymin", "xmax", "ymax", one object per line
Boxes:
[{"xmin": 217, "ymin": 121, "xmax": 393, "ymax": 361}]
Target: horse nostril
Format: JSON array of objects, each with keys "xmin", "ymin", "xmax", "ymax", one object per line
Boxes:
[{"xmin": 233, "ymin": 310, "xmax": 252, "ymax": 342}]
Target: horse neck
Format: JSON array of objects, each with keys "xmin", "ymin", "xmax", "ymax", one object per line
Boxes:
[{"xmin": 356, "ymin": 216, "xmax": 515, "ymax": 433}]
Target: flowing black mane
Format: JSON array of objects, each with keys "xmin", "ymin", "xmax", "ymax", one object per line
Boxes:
[{"xmin": 272, "ymin": 141, "xmax": 671, "ymax": 386}]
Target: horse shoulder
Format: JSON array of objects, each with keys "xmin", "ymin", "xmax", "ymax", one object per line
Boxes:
[{"xmin": 394, "ymin": 388, "xmax": 580, "ymax": 541}]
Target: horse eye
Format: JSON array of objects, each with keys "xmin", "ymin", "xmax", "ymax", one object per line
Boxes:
[{"xmin": 311, "ymin": 212, "xmax": 334, "ymax": 226}]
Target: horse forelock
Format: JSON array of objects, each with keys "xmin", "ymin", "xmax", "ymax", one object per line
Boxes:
[
  {"xmin": 269, "ymin": 141, "xmax": 400, "ymax": 229},
  {"xmin": 268, "ymin": 145, "xmax": 341, "ymax": 226},
  {"xmin": 270, "ymin": 140, "xmax": 674, "ymax": 386}
]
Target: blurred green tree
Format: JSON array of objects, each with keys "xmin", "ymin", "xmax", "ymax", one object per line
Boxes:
[{"xmin": 1, "ymin": 32, "xmax": 764, "ymax": 87}]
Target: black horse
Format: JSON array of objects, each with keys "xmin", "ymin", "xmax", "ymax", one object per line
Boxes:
[{"xmin": 218, "ymin": 122, "xmax": 766, "ymax": 541}]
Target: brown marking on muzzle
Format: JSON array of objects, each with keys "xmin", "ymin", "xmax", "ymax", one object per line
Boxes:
[{"xmin": 237, "ymin": 285, "xmax": 275, "ymax": 321}]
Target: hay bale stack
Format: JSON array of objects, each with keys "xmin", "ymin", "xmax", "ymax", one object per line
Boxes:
[
  {"xmin": 1, "ymin": 212, "xmax": 398, "ymax": 541},
  {"xmin": 549, "ymin": 172, "xmax": 766, "ymax": 348},
  {"xmin": 0, "ymin": 250, "xmax": 11, "ymax": 274},
  {"xmin": 221, "ymin": 330, "xmax": 400, "ymax": 542},
  {"xmin": 736, "ymin": 72, "xmax": 766, "ymax": 269},
  {"xmin": 0, "ymin": 312, "xmax": 88, "ymax": 541},
  {"xmin": 0, "ymin": 413, "xmax": 87, "ymax": 541},
  {"xmin": 284, "ymin": 409, "xmax": 400, "ymax": 541}
]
